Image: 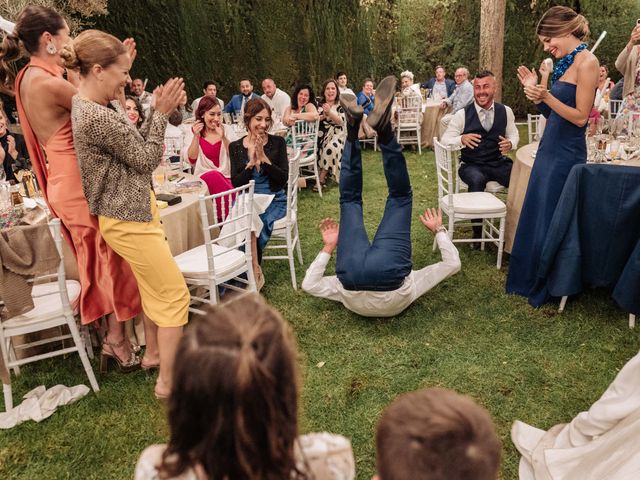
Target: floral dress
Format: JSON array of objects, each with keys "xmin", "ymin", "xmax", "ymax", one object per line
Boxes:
[
  {"xmin": 317, "ymin": 104, "xmax": 346, "ymax": 181},
  {"xmin": 618, "ymin": 63, "xmax": 640, "ymax": 133}
]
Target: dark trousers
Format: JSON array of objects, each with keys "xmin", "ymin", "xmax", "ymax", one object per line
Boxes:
[
  {"xmin": 336, "ymin": 138, "xmax": 413, "ymax": 291},
  {"xmin": 459, "ymin": 158, "xmax": 512, "ymax": 238}
]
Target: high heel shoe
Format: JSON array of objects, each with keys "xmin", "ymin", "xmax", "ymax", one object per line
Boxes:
[{"xmin": 100, "ymin": 337, "xmax": 141, "ymax": 373}]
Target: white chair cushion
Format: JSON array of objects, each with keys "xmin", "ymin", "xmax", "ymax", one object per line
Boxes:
[
  {"xmin": 174, "ymin": 243, "xmax": 247, "ymax": 280},
  {"xmin": 440, "ymin": 192, "xmax": 506, "ymax": 215},
  {"xmin": 273, "ymin": 210, "xmax": 296, "ymax": 230},
  {"xmin": 3, "ymin": 280, "xmax": 81, "ymax": 328},
  {"xmin": 485, "ymin": 181, "xmax": 506, "ymax": 193}
]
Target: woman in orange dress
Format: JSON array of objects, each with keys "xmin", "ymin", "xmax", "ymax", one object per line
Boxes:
[{"xmin": 0, "ymin": 5, "xmax": 143, "ymax": 371}]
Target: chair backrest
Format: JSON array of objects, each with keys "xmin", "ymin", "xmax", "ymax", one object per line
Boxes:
[
  {"xmin": 396, "ymin": 94, "xmax": 422, "ymax": 126},
  {"xmin": 164, "ymin": 136, "xmax": 182, "ymax": 157},
  {"xmin": 527, "ymin": 113, "xmax": 541, "ymax": 144},
  {"xmin": 197, "ymin": 181, "xmax": 255, "ymax": 278},
  {"xmin": 609, "ymin": 99, "xmax": 623, "ymax": 119},
  {"xmin": 433, "ymin": 138, "xmax": 455, "ymax": 209},
  {"xmin": 25, "ymin": 219, "xmax": 73, "ymax": 315},
  {"xmin": 291, "ymin": 119, "xmax": 319, "ymax": 161},
  {"xmin": 284, "ymin": 150, "xmax": 302, "ymax": 223}
]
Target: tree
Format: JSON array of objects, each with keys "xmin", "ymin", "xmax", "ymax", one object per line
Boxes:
[
  {"xmin": 0, "ymin": 0, "xmax": 107, "ymax": 34},
  {"xmin": 479, "ymin": 0, "xmax": 506, "ymax": 101}
]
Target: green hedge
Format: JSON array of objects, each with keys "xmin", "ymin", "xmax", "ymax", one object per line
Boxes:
[{"xmin": 94, "ymin": 0, "xmax": 640, "ymax": 115}]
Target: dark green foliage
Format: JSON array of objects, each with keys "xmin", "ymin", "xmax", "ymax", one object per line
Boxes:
[{"xmin": 94, "ymin": 0, "xmax": 639, "ymax": 114}]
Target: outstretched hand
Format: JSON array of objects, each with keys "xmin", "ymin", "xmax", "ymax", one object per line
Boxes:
[
  {"xmin": 319, "ymin": 218, "xmax": 339, "ymax": 254},
  {"xmin": 419, "ymin": 208, "xmax": 443, "ymax": 233}
]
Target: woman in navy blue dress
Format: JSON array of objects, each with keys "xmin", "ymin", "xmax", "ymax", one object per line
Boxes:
[{"xmin": 506, "ymin": 6, "xmax": 599, "ymax": 306}]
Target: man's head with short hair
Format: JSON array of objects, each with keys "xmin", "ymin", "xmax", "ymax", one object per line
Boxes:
[
  {"xmin": 131, "ymin": 78, "xmax": 145, "ymax": 96},
  {"xmin": 454, "ymin": 67, "xmax": 469, "ymax": 85},
  {"xmin": 202, "ymin": 81, "xmax": 217, "ymax": 97},
  {"xmin": 473, "ymin": 70, "xmax": 497, "ymax": 109},
  {"xmin": 435, "ymin": 66, "xmax": 446, "ymax": 81},
  {"xmin": 336, "ymin": 71, "xmax": 348, "ymax": 88},
  {"xmin": 262, "ymin": 78, "xmax": 276, "ymax": 98},
  {"xmin": 375, "ymin": 387, "xmax": 501, "ymax": 480},
  {"xmin": 239, "ymin": 78, "xmax": 253, "ymax": 96},
  {"xmin": 362, "ymin": 78, "xmax": 374, "ymax": 95}
]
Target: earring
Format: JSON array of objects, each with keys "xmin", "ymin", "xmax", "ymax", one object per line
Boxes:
[{"xmin": 46, "ymin": 42, "xmax": 57, "ymax": 55}]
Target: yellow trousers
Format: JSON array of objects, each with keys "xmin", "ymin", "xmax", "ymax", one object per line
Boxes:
[{"xmin": 98, "ymin": 193, "xmax": 189, "ymax": 327}]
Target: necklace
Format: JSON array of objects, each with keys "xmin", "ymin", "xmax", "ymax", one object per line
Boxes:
[{"xmin": 552, "ymin": 43, "xmax": 588, "ymax": 84}]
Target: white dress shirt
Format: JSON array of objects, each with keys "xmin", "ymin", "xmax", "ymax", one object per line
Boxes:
[
  {"xmin": 339, "ymin": 86, "xmax": 356, "ymax": 96},
  {"xmin": 190, "ymin": 96, "xmax": 225, "ymax": 113},
  {"xmin": 301, "ymin": 232, "xmax": 461, "ymax": 317},
  {"xmin": 441, "ymin": 101, "xmax": 519, "ymax": 151},
  {"xmin": 261, "ymin": 88, "xmax": 291, "ymax": 119}
]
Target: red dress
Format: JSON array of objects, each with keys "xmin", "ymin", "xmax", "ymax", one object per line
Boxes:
[{"xmin": 15, "ymin": 58, "xmax": 141, "ymax": 324}]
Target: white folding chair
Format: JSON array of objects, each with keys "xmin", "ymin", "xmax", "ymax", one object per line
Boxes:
[
  {"xmin": 527, "ymin": 113, "xmax": 542, "ymax": 144},
  {"xmin": 559, "ymin": 296, "xmax": 637, "ymax": 330},
  {"xmin": 262, "ymin": 151, "xmax": 303, "ymax": 288},
  {"xmin": 395, "ymin": 95, "xmax": 422, "ymax": 154},
  {"xmin": 174, "ymin": 181, "xmax": 257, "ymax": 310},
  {"xmin": 609, "ymin": 99, "xmax": 623, "ymax": 119},
  {"xmin": 360, "ymin": 134, "xmax": 377, "ymax": 151},
  {"xmin": 292, "ymin": 119, "xmax": 322, "ymax": 196},
  {"xmin": 433, "ymin": 138, "xmax": 506, "ymax": 268},
  {"xmin": 164, "ymin": 135, "xmax": 190, "ymax": 173},
  {"xmin": 0, "ymin": 219, "xmax": 99, "ymax": 411}
]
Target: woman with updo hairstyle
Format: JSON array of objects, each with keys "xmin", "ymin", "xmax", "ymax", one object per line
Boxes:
[
  {"xmin": 134, "ymin": 293, "xmax": 355, "ymax": 480},
  {"xmin": 125, "ymin": 94, "xmax": 145, "ymax": 129},
  {"xmin": 64, "ymin": 29, "xmax": 190, "ymax": 398},
  {"xmin": 507, "ymin": 6, "xmax": 599, "ymax": 305},
  {"xmin": 0, "ymin": 5, "xmax": 142, "ymax": 371},
  {"xmin": 182, "ymin": 94, "xmax": 236, "ymax": 195},
  {"xmin": 229, "ymin": 97, "xmax": 289, "ymax": 289}
]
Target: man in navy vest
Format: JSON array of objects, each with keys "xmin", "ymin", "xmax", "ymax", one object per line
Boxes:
[{"xmin": 441, "ymin": 70, "xmax": 519, "ymax": 240}]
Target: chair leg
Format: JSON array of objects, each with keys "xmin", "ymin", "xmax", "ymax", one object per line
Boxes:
[
  {"xmin": 497, "ymin": 217, "xmax": 505, "ymax": 269},
  {"xmin": 313, "ymin": 162, "xmax": 323, "ymax": 197},
  {"xmin": 417, "ymin": 128, "xmax": 422, "ymax": 155},
  {"xmin": 80, "ymin": 324, "xmax": 94, "ymax": 360},
  {"xmin": 8, "ymin": 341, "xmax": 19, "ymax": 376},
  {"xmin": 630, "ymin": 314, "xmax": 636, "ymax": 329},
  {"xmin": 67, "ymin": 315, "xmax": 99, "ymax": 393},
  {"xmin": 3, "ymin": 383, "xmax": 12, "ymax": 411},
  {"xmin": 480, "ymin": 219, "xmax": 486, "ymax": 251},
  {"xmin": 295, "ymin": 225, "xmax": 303, "ymax": 264},
  {"xmin": 559, "ymin": 296, "xmax": 568, "ymax": 313},
  {"xmin": 287, "ymin": 228, "xmax": 297, "ymax": 290}
]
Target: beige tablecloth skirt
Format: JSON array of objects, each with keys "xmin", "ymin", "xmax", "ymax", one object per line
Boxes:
[{"xmin": 505, "ymin": 142, "xmax": 538, "ymax": 253}]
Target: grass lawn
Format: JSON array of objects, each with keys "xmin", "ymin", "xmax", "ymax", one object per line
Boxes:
[{"xmin": 1, "ymin": 143, "xmax": 638, "ymax": 479}]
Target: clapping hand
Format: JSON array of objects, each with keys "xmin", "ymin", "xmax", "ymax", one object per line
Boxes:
[
  {"xmin": 122, "ymin": 38, "xmax": 137, "ymax": 66},
  {"xmin": 523, "ymin": 84, "xmax": 548, "ymax": 102},
  {"xmin": 6, "ymin": 135, "xmax": 17, "ymax": 158},
  {"xmin": 419, "ymin": 208, "xmax": 443, "ymax": 233},
  {"xmin": 516, "ymin": 66, "xmax": 538, "ymax": 88},
  {"xmin": 629, "ymin": 24, "xmax": 640, "ymax": 46},
  {"xmin": 155, "ymin": 78, "xmax": 185, "ymax": 114}
]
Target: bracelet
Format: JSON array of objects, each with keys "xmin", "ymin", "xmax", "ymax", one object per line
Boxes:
[{"xmin": 435, "ymin": 226, "xmax": 447, "ymax": 234}]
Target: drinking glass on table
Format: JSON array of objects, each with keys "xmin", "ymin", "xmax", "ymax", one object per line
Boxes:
[
  {"xmin": 0, "ymin": 181, "xmax": 11, "ymax": 211},
  {"xmin": 154, "ymin": 159, "xmax": 168, "ymax": 193},
  {"xmin": 609, "ymin": 138, "xmax": 621, "ymax": 161}
]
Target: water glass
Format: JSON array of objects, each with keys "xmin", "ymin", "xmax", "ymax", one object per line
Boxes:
[
  {"xmin": 153, "ymin": 160, "xmax": 168, "ymax": 193},
  {"xmin": 609, "ymin": 139, "xmax": 620, "ymax": 160},
  {"xmin": 0, "ymin": 181, "xmax": 11, "ymax": 211}
]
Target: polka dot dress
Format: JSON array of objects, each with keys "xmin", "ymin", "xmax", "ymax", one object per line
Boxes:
[{"xmin": 317, "ymin": 104, "xmax": 346, "ymax": 182}]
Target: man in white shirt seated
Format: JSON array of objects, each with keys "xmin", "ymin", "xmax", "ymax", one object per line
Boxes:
[
  {"xmin": 130, "ymin": 78, "xmax": 152, "ymax": 114},
  {"xmin": 190, "ymin": 80, "xmax": 224, "ymax": 113},
  {"xmin": 441, "ymin": 70, "xmax": 519, "ymax": 240},
  {"xmin": 336, "ymin": 71, "xmax": 356, "ymax": 96},
  {"xmin": 302, "ymin": 76, "xmax": 461, "ymax": 317},
  {"xmin": 260, "ymin": 78, "xmax": 291, "ymax": 120},
  {"xmin": 439, "ymin": 67, "xmax": 474, "ymax": 133}
]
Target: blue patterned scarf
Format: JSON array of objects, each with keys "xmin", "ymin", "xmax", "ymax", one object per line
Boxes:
[{"xmin": 551, "ymin": 43, "xmax": 588, "ymax": 84}]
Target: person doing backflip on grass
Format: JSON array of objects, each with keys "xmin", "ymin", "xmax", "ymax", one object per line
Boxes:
[{"xmin": 302, "ymin": 76, "xmax": 461, "ymax": 317}]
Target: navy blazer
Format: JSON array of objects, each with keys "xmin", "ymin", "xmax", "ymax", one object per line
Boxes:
[{"xmin": 420, "ymin": 78, "xmax": 456, "ymax": 97}]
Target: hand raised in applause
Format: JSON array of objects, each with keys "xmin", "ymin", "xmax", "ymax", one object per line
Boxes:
[
  {"xmin": 516, "ymin": 66, "xmax": 538, "ymax": 88},
  {"xmin": 122, "ymin": 38, "xmax": 137, "ymax": 67},
  {"xmin": 155, "ymin": 78, "xmax": 185, "ymax": 115},
  {"xmin": 192, "ymin": 120, "xmax": 204, "ymax": 137}
]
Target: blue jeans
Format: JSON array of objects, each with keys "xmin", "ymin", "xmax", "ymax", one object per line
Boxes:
[{"xmin": 336, "ymin": 138, "xmax": 413, "ymax": 291}]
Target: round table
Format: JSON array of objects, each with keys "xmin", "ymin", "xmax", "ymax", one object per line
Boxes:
[
  {"xmin": 420, "ymin": 99, "xmax": 447, "ymax": 148},
  {"xmin": 505, "ymin": 142, "xmax": 538, "ymax": 253}
]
